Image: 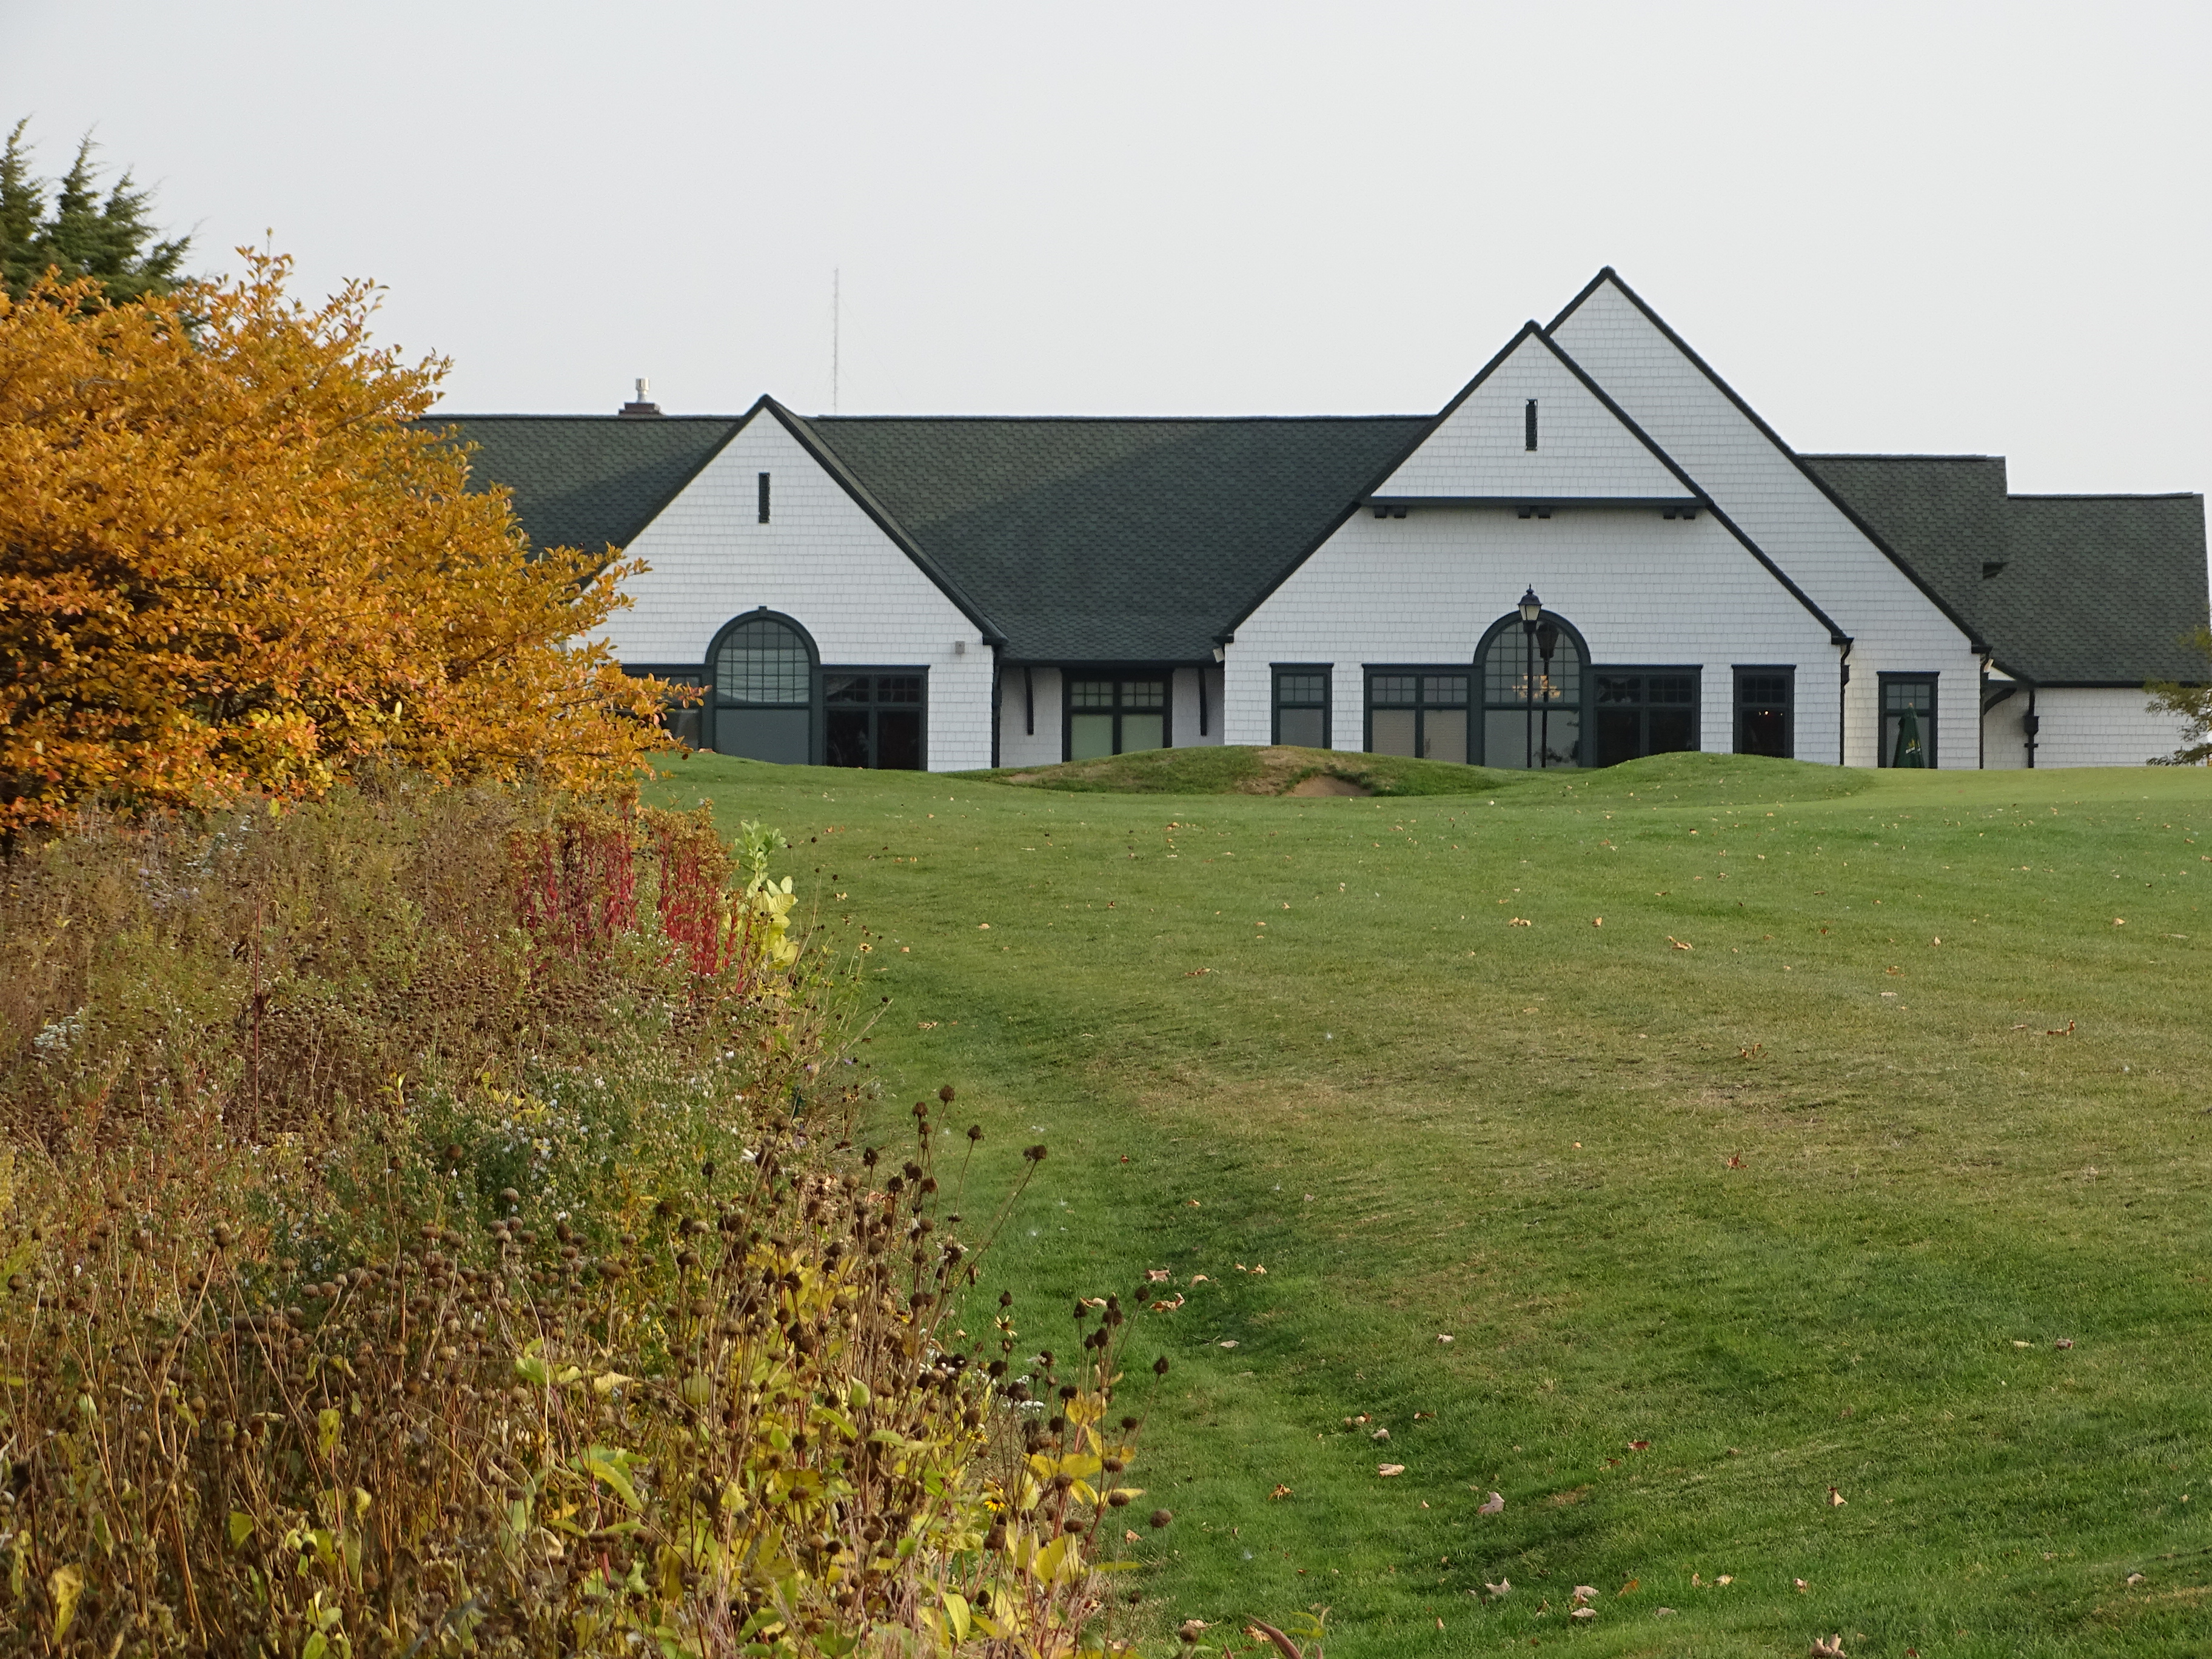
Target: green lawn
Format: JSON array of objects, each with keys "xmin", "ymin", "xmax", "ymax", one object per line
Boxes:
[{"xmin": 660, "ymin": 751, "xmax": 2212, "ymax": 1657}]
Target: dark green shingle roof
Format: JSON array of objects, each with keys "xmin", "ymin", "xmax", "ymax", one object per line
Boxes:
[
  {"xmin": 794, "ymin": 414, "xmax": 1430, "ymax": 662},
  {"xmin": 1803, "ymin": 454, "xmax": 2207, "ymax": 683},
  {"xmin": 434, "ymin": 415, "xmax": 739, "ymax": 555},
  {"xmin": 1994, "ymin": 495, "xmax": 2210, "ymax": 683}
]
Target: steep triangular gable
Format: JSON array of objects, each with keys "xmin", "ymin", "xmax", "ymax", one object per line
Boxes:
[
  {"xmin": 748, "ymin": 398, "xmax": 1008, "ymax": 645},
  {"xmin": 1373, "ymin": 323, "xmax": 1696, "ymax": 503},
  {"xmin": 1546, "ymin": 269, "xmax": 1985, "ymax": 653}
]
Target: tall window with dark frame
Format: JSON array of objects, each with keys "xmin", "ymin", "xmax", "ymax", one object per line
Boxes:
[
  {"xmin": 1068, "ymin": 678, "xmax": 1167, "ymax": 760},
  {"xmin": 1734, "ymin": 668, "xmax": 1793, "ymax": 759},
  {"xmin": 1592, "ymin": 671, "xmax": 1698, "ymax": 767},
  {"xmin": 825, "ymin": 674, "xmax": 924, "ymax": 770},
  {"xmin": 1272, "ymin": 668, "xmax": 1330, "ymax": 748},
  {"xmin": 1880, "ymin": 676, "xmax": 1936, "ymax": 768},
  {"xmin": 712, "ymin": 615, "xmax": 812, "ymax": 763},
  {"xmin": 1480, "ymin": 625, "xmax": 1580, "ymax": 768},
  {"xmin": 1366, "ymin": 672, "xmax": 1469, "ymax": 762}
]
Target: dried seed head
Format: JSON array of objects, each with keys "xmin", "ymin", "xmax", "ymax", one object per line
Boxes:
[
  {"xmin": 1151, "ymin": 1509, "xmax": 1175, "ymax": 1530},
  {"xmin": 938, "ymin": 1085, "xmax": 956, "ymax": 1104},
  {"xmin": 967, "ymin": 1124, "xmax": 983, "ymax": 1142},
  {"xmin": 1153, "ymin": 1356, "xmax": 1170, "ymax": 1377}
]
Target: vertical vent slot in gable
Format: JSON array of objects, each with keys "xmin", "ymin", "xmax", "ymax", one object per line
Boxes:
[
  {"xmin": 758, "ymin": 472, "xmax": 771, "ymax": 524},
  {"xmin": 1524, "ymin": 399, "xmax": 1538, "ymax": 452}
]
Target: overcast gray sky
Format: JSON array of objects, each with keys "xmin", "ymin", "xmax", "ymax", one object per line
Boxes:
[{"xmin": 8, "ymin": 2, "xmax": 2208, "ymax": 494}]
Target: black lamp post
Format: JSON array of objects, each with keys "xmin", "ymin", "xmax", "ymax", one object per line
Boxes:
[
  {"xmin": 1518, "ymin": 587, "xmax": 1542, "ymax": 770},
  {"xmin": 1535, "ymin": 618, "xmax": 1560, "ymax": 766}
]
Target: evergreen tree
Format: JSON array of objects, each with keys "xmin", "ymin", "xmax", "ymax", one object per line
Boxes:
[{"xmin": 1, "ymin": 119, "xmax": 189, "ymax": 303}]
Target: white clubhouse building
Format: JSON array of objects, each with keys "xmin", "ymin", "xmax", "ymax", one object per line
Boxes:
[{"xmin": 448, "ymin": 269, "xmax": 2207, "ymax": 773}]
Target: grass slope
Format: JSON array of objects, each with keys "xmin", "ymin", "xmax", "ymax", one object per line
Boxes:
[{"xmin": 659, "ymin": 753, "xmax": 2212, "ymax": 1657}]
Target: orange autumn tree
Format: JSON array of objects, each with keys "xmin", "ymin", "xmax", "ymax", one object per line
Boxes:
[{"xmin": 0, "ymin": 253, "xmax": 677, "ymax": 830}]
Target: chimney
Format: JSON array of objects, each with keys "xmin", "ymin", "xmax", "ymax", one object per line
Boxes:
[{"xmin": 619, "ymin": 377, "xmax": 662, "ymax": 417}]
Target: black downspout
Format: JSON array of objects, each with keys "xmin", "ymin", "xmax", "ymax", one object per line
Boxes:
[
  {"xmin": 1024, "ymin": 666, "xmax": 1034, "ymax": 736},
  {"xmin": 990, "ymin": 649, "xmax": 1001, "ymax": 770},
  {"xmin": 1838, "ymin": 648, "xmax": 1851, "ymax": 768},
  {"xmin": 2023, "ymin": 685, "xmax": 2039, "ymax": 769}
]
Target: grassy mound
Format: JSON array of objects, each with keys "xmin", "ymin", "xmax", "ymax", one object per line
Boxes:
[
  {"xmin": 959, "ymin": 744, "xmax": 1526, "ymax": 796},
  {"xmin": 955, "ymin": 743, "xmax": 1877, "ymax": 803}
]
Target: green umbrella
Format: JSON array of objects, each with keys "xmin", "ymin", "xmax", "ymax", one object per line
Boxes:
[{"xmin": 1892, "ymin": 702, "xmax": 1925, "ymax": 768}]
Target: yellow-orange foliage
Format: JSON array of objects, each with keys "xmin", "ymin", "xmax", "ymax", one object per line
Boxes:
[{"xmin": 0, "ymin": 253, "xmax": 676, "ymax": 829}]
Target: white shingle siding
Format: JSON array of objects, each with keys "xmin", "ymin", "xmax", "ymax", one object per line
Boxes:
[
  {"xmin": 594, "ymin": 415, "xmax": 994, "ymax": 770},
  {"xmin": 1550, "ymin": 284, "xmax": 1982, "ymax": 767},
  {"xmin": 1172, "ymin": 666, "xmax": 1224, "ymax": 748},
  {"xmin": 2020, "ymin": 689, "xmax": 2196, "ymax": 769},
  {"xmin": 1228, "ymin": 506, "xmax": 1839, "ymax": 760},
  {"xmin": 1377, "ymin": 332, "xmax": 1687, "ymax": 501},
  {"xmin": 997, "ymin": 665, "xmax": 1064, "ymax": 768}
]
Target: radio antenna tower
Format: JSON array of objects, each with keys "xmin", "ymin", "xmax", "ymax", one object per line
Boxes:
[{"xmin": 831, "ymin": 267, "xmax": 840, "ymax": 415}]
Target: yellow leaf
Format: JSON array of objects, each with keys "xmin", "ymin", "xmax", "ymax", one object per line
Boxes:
[
  {"xmin": 49, "ymin": 1564, "xmax": 84, "ymax": 1641},
  {"xmin": 228, "ymin": 1512, "xmax": 254, "ymax": 1547}
]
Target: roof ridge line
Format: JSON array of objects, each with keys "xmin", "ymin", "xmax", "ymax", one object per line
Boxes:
[
  {"xmin": 765, "ymin": 398, "xmax": 1008, "ymax": 645},
  {"xmin": 1540, "ymin": 332, "xmax": 1850, "ymax": 645},
  {"xmin": 1548, "ymin": 267, "xmax": 1989, "ymax": 656}
]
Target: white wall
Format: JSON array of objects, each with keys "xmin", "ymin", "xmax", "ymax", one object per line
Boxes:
[
  {"xmin": 2025, "ymin": 688, "xmax": 2197, "ymax": 768},
  {"xmin": 1376, "ymin": 331, "xmax": 1686, "ymax": 501},
  {"xmin": 1982, "ymin": 688, "xmax": 2031, "ymax": 768},
  {"xmin": 1226, "ymin": 503, "xmax": 1838, "ymax": 761},
  {"xmin": 596, "ymin": 414, "xmax": 996, "ymax": 770},
  {"xmin": 1173, "ymin": 666, "xmax": 1224, "ymax": 748},
  {"xmin": 1550, "ymin": 283, "xmax": 1982, "ymax": 767},
  {"xmin": 997, "ymin": 665, "xmax": 1064, "ymax": 768}
]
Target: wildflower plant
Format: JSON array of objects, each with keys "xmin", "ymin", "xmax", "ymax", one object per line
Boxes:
[{"xmin": 0, "ymin": 787, "xmax": 1161, "ymax": 1657}]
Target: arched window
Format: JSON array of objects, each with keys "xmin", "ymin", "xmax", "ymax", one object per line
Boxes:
[
  {"xmin": 708, "ymin": 612, "xmax": 817, "ymax": 763},
  {"xmin": 1475, "ymin": 610, "xmax": 1587, "ymax": 768}
]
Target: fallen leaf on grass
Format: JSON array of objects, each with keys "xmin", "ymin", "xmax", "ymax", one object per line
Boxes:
[
  {"xmin": 1811, "ymin": 1638, "xmax": 1846, "ymax": 1658},
  {"xmin": 2046, "ymin": 1021, "xmax": 2075, "ymax": 1036},
  {"xmin": 1592, "ymin": 916, "xmax": 1604, "ymax": 927},
  {"xmin": 1182, "ymin": 967, "xmax": 1210, "ymax": 977},
  {"xmin": 2127, "ymin": 1572, "xmax": 2145, "ymax": 1586},
  {"xmin": 1570, "ymin": 1607, "xmax": 1597, "ymax": 1620},
  {"xmin": 1795, "ymin": 1578, "xmax": 1811, "ymax": 1592},
  {"xmin": 1629, "ymin": 1439, "xmax": 1650, "ymax": 1451},
  {"xmin": 1144, "ymin": 1269, "xmax": 1172, "ymax": 1282},
  {"xmin": 1436, "ymin": 1333, "xmax": 1454, "ymax": 1345},
  {"xmin": 2056, "ymin": 1337, "xmax": 2075, "ymax": 1349},
  {"xmin": 1717, "ymin": 1575, "xmax": 1733, "ymax": 1585},
  {"xmin": 2013, "ymin": 1339, "xmax": 2031, "ymax": 1349},
  {"xmin": 1572, "ymin": 1586, "xmax": 1597, "ymax": 1604},
  {"xmin": 1372, "ymin": 1427, "xmax": 1390, "ymax": 1441},
  {"xmin": 1478, "ymin": 1491, "xmax": 1505, "ymax": 1515},
  {"xmin": 1617, "ymin": 1578, "xmax": 1638, "ymax": 1596},
  {"xmin": 1509, "ymin": 917, "xmax": 1532, "ymax": 927},
  {"xmin": 1269, "ymin": 1484, "xmax": 1292, "ymax": 1501},
  {"xmin": 1828, "ymin": 1487, "xmax": 1846, "ymax": 1506},
  {"xmin": 1377, "ymin": 1463, "xmax": 1406, "ymax": 1477},
  {"xmin": 1148, "ymin": 1295, "xmax": 1184, "ymax": 1312},
  {"xmin": 1726, "ymin": 1154, "xmax": 1746, "ymax": 1169},
  {"xmin": 1483, "ymin": 1578, "xmax": 1510, "ymax": 1598},
  {"xmin": 1219, "ymin": 1339, "xmax": 1239, "ymax": 1349}
]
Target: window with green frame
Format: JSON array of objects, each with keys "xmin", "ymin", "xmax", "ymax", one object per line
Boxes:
[
  {"xmin": 824, "ymin": 672, "xmax": 925, "ymax": 769},
  {"xmin": 1365, "ymin": 671, "xmax": 1469, "ymax": 761},
  {"xmin": 1067, "ymin": 677, "xmax": 1167, "ymax": 760},
  {"xmin": 1272, "ymin": 666, "xmax": 1330, "ymax": 748},
  {"xmin": 1592, "ymin": 669, "xmax": 1698, "ymax": 766},
  {"xmin": 1880, "ymin": 674, "xmax": 1936, "ymax": 767},
  {"xmin": 1734, "ymin": 667, "xmax": 1793, "ymax": 758}
]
